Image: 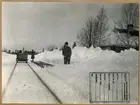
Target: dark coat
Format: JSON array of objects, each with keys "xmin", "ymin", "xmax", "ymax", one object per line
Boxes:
[
  {"xmin": 62, "ymin": 46, "xmax": 72, "ymax": 57},
  {"xmin": 31, "ymin": 51, "xmax": 35, "ymax": 59}
]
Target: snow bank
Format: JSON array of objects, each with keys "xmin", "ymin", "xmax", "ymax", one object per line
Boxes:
[
  {"xmin": 2, "ymin": 52, "xmax": 16, "ymax": 63},
  {"xmin": 35, "ymin": 50, "xmax": 63, "ymax": 64},
  {"xmin": 35, "ymin": 47, "xmax": 137, "ymax": 65},
  {"xmin": 35, "ymin": 47, "xmax": 104, "ymax": 64},
  {"xmin": 34, "ymin": 47, "xmax": 138, "ymax": 103}
]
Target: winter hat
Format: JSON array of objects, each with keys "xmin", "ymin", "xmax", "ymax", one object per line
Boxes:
[{"xmin": 65, "ymin": 42, "xmax": 68, "ymax": 45}]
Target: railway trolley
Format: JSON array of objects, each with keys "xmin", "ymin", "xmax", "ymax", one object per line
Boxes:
[{"xmin": 16, "ymin": 52, "xmax": 28, "ymax": 63}]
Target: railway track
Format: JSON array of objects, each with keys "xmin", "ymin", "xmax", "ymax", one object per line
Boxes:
[
  {"xmin": 2, "ymin": 62, "xmax": 17, "ymax": 98},
  {"xmin": 2, "ymin": 62, "xmax": 62, "ymax": 104}
]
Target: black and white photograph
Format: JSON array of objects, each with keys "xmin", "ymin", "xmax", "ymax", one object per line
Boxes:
[{"xmin": 2, "ymin": 2, "xmax": 139, "ymax": 104}]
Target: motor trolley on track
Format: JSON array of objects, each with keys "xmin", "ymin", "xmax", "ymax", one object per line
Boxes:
[{"xmin": 16, "ymin": 52, "xmax": 28, "ymax": 63}]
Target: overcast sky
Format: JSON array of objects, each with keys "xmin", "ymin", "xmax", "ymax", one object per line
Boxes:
[{"xmin": 2, "ymin": 2, "xmax": 123, "ymax": 51}]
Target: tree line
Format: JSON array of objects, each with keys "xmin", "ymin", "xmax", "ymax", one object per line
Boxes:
[{"xmin": 77, "ymin": 3, "xmax": 139, "ymax": 48}]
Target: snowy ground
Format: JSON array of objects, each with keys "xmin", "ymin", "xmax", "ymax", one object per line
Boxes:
[{"xmin": 2, "ymin": 47, "xmax": 138, "ymax": 104}]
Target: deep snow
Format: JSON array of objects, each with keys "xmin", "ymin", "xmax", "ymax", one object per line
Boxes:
[{"xmin": 2, "ymin": 47, "xmax": 138, "ymax": 104}]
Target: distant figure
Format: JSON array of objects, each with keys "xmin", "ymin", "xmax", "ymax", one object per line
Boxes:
[
  {"xmin": 62, "ymin": 42, "xmax": 72, "ymax": 64},
  {"xmin": 22, "ymin": 47, "xmax": 25, "ymax": 53},
  {"xmin": 31, "ymin": 49, "xmax": 35, "ymax": 62},
  {"xmin": 16, "ymin": 50, "xmax": 22, "ymax": 60},
  {"xmin": 19, "ymin": 50, "xmax": 22, "ymax": 53},
  {"xmin": 8, "ymin": 50, "xmax": 11, "ymax": 53},
  {"xmin": 72, "ymin": 42, "xmax": 76, "ymax": 49},
  {"xmin": 42, "ymin": 48, "xmax": 44, "ymax": 52}
]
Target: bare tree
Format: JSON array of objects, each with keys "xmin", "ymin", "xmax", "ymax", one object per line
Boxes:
[
  {"xmin": 92, "ymin": 6, "xmax": 109, "ymax": 47},
  {"xmin": 77, "ymin": 6, "xmax": 109, "ymax": 48},
  {"xmin": 77, "ymin": 17, "xmax": 94, "ymax": 48},
  {"xmin": 116, "ymin": 3, "xmax": 139, "ymax": 47}
]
